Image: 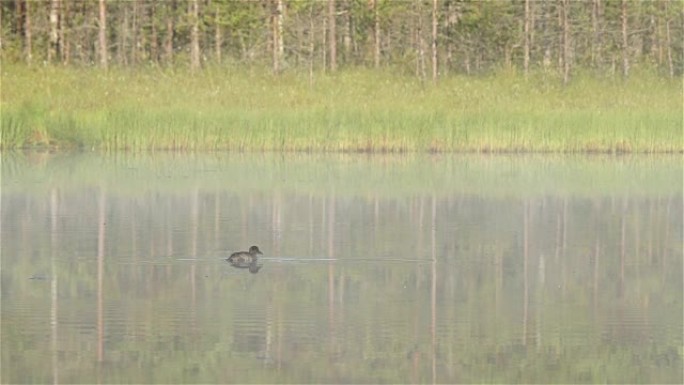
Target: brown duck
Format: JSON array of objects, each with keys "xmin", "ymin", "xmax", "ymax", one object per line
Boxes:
[{"xmin": 226, "ymin": 246, "xmax": 263, "ymax": 273}]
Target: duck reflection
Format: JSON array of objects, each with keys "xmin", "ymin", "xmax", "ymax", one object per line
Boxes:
[{"xmin": 226, "ymin": 245, "xmax": 263, "ymax": 274}]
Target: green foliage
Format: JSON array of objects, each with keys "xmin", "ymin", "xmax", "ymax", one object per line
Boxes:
[{"xmin": 1, "ymin": 64, "xmax": 681, "ymax": 152}]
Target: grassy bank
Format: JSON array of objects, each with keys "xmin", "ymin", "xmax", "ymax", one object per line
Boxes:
[{"xmin": 1, "ymin": 65, "xmax": 681, "ymax": 152}]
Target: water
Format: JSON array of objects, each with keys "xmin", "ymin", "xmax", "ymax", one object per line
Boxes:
[{"xmin": 2, "ymin": 151, "xmax": 682, "ymax": 384}]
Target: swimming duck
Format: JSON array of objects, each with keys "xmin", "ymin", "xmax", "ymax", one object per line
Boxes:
[{"xmin": 227, "ymin": 246, "xmax": 263, "ymax": 273}]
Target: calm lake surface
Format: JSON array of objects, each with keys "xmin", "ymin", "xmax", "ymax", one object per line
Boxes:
[{"xmin": 2, "ymin": 151, "xmax": 682, "ymax": 384}]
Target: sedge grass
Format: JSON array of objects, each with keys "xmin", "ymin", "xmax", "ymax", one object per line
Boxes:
[{"xmin": 1, "ymin": 64, "xmax": 681, "ymax": 152}]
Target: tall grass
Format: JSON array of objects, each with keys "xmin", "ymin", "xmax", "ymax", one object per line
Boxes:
[{"xmin": 1, "ymin": 64, "xmax": 681, "ymax": 152}]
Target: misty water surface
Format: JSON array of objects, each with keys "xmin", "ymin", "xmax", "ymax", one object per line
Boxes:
[{"xmin": 2, "ymin": 152, "xmax": 682, "ymax": 384}]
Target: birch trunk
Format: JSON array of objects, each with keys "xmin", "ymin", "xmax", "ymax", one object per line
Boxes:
[
  {"xmin": 99, "ymin": 0, "xmax": 107, "ymax": 69},
  {"xmin": 190, "ymin": 0, "xmax": 200, "ymax": 71},
  {"xmin": 431, "ymin": 0, "xmax": 438, "ymax": 82},
  {"xmin": 621, "ymin": 0, "xmax": 629, "ymax": 78},
  {"xmin": 329, "ymin": 0, "xmax": 336, "ymax": 71}
]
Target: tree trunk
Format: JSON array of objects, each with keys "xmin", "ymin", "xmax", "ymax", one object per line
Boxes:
[
  {"xmin": 190, "ymin": 0, "xmax": 200, "ymax": 71},
  {"xmin": 165, "ymin": 2, "xmax": 174, "ymax": 65},
  {"xmin": 49, "ymin": 0, "xmax": 59, "ymax": 62},
  {"xmin": 0, "ymin": 2, "xmax": 3, "ymax": 54},
  {"xmin": 523, "ymin": 0, "xmax": 530, "ymax": 76},
  {"xmin": 416, "ymin": 2, "xmax": 426, "ymax": 81},
  {"xmin": 24, "ymin": 0, "xmax": 32, "ymax": 64},
  {"xmin": 132, "ymin": 0, "xmax": 139, "ymax": 65},
  {"xmin": 664, "ymin": 0, "xmax": 673, "ymax": 78},
  {"xmin": 272, "ymin": 0, "xmax": 284, "ymax": 74},
  {"xmin": 373, "ymin": 0, "xmax": 380, "ymax": 68},
  {"xmin": 328, "ymin": 0, "xmax": 336, "ymax": 71},
  {"xmin": 120, "ymin": 5, "xmax": 128, "ymax": 66},
  {"xmin": 561, "ymin": 0, "xmax": 570, "ymax": 85},
  {"xmin": 14, "ymin": 0, "xmax": 20, "ymax": 35},
  {"xmin": 557, "ymin": 0, "xmax": 563, "ymax": 71},
  {"xmin": 215, "ymin": 5, "xmax": 221, "ymax": 64},
  {"xmin": 322, "ymin": 7, "xmax": 327, "ymax": 72},
  {"xmin": 60, "ymin": 0, "xmax": 69, "ymax": 65},
  {"xmin": 342, "ymin": 0, "xmax": 352, "ymax": 62},
  {"xmin": 98, "ymin": 0, "xmax": 107, "ymax": 69},
  {"xmin": 150, "ymin": 2, "xmax": 158, "ymax": 63},
  {"xmin": 277, "ymin": 0, "xmax": 284, "ymax": 66},
  {"xmin": 464, "ymin": 43, "xmax": 471, "ymax": 75},
  {"xmin": 541, "ymin": 1, "xmax": 551, "ymax": 70},
  {"xmin": 431, "ymin": 0, "xmax": 438, "ymax": 82},
  {"xmin": 621, "ymin": 0, "xmax": 629, "ymax": 78},
  {"xmin": 309, "ymin": 2, "xmax": 315, "ymax": 85},
  {"xmin": 591, "ymin": 0, "xmax": 602, "ymax": 68},
  {"xmin": 529, "ymin": 0, "xmax": 535, "ymax": 61},
  {"xmin": 137, "ymin": 0, "xmax": 147, "ymax": 64},
  {"xmin": 647, "ymin": 6, "xmax": 657, "ymax": 62}
]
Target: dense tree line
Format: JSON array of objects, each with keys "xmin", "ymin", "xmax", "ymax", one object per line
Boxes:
[{"xmin": 1, "ymin": 0, "xmax": 682, "ymax": 82}]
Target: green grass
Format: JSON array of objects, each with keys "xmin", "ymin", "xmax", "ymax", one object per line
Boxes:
[{"xmin": 1, "ymin": 64, "xmax": 681, "ymax": 152}]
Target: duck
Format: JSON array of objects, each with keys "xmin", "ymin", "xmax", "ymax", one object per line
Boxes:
[{"xmin": 227, "ymin": 246, "xmax": 263, "ymax": 273}]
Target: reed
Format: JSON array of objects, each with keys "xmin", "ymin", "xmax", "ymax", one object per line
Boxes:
[{"xmin": 1, "ymin": 64, "xmax": 681, "ymax": 152}]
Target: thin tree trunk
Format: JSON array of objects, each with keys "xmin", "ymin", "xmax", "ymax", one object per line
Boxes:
[
  {"xmin": 165, "ymin": 2, "xmax": 174, "ymax": 65},
  {"xmin": 464, "ymin": 41, "xmax": 471, "ymax": 75},
  {"xmin": 132, "ymin": 0, "xmax": 139, "ymax": 65},
  {"xmin": 24, "ymin": 0, "xmax": 32, "ymax": 64},
  {"xmin": 431, "ymin": 0, "xmax": 438, "ymax": 82},
  {"xmin": 120, "ymin": 5, "xmax": 128, "ymax": 65},
  {"xmin": 215, "ymin": 5, "xmax": 222, "ymax": 64},
  {"xmin": 190, "ymin": 0, "xmax": 200, "ymax": 71},
  {"xmin": 322, "ymin": 7, "xmax": 327, "ymax": 72},
  {"xmin": 343, "ymin": 0, "xmax": 352, "ymax": 61},
  {"xmin": 138, "ymin": 0, "xmax": 146, "ymax": 63},
  {"xmin": 563, "ymin": 0, "xmax": 570, "ymax": 84},
  {"xmin": 272, "ymin": 0, "xmax": 284, "ymax": 74},
  {"xmin": 541, "ymin": 0, "xmax": 551, "ymax": 70},
  {"xmin": 150, "ymin": 2, "xmax": 158, "ymax": 63},
  {"xmin": 529, "ymin": 0, "xmax": 535, "ymax": 62},
  {"xmin": 49, "ymin": 0, "xmax": 59, "ymax": 62},
  {"xmin": 14, "ymin": 0, "xmax": 20, "ymax": 35},
  {"xmin": 373, "ymin": 0, "xmax": 380, "ymax": 68},
  {"xmin": 656, "ymin": 3, "xmax": 664, "ymax": 67},
  {"xmin": 329, "ymin": 0, "xmax": 336, "ymax": 71},
  {"xmin": 557, "ymin": 0, "xmax": 563, "ymax": 71},
  {"xmin": 277, "ymin": 0, "xmax": 284, "ymax": 67},
  {"xmin": 592, "ymin": 0, "xmax": 601, "ymax": 68},
  {"xmin": 445, "ymin": 39, "xmax": 452, "ymax": 76},
  {"xmin": 417, "ymin": 2, "xmax": 426, "ymax": 81},
  {"xmin": 309, "ymin": 2, "xmax": 315, "ymax": 85},
  {"xmin": 98, "ymin": 0, "xmax": 107, "ymax": 69},
  {"xmin": 664, "ymin": 1, "xmax": 674, "ymax": 78},
  {"xmin": 621, "ymin": 0, "xmax": 629, "ymax": 78},
  {"xmin": 0, "ymin": 3, "xmax": 3, "ymax": 54},
  {"xmin": 60, "ymin": 0, "xmax": 68, "ymax": 65},
  {"xmin": 648, "ymin": 7, "xmax": 657, "ymax": 62},
  {"xmin": 523, "ymin": 0, "xmax": 530, "ymax": 77}
]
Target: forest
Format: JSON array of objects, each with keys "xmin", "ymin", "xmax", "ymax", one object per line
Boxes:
[
  {"xmin": 2, "ymin": 0, "xmax": 682, "ymax": 81},
  {"xmin": 1, "ymin": 1, "xmax": 682, "ymax": 152}
]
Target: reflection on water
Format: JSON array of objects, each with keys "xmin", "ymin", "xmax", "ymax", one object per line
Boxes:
[{"xmin": 2, "ymin": 152, "xmax": 682, "ymax": 383}]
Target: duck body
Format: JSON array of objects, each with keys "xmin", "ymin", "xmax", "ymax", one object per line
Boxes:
[{"xmin": 227, "ymin": 246, "xmax": 263, "ymax": 273}]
